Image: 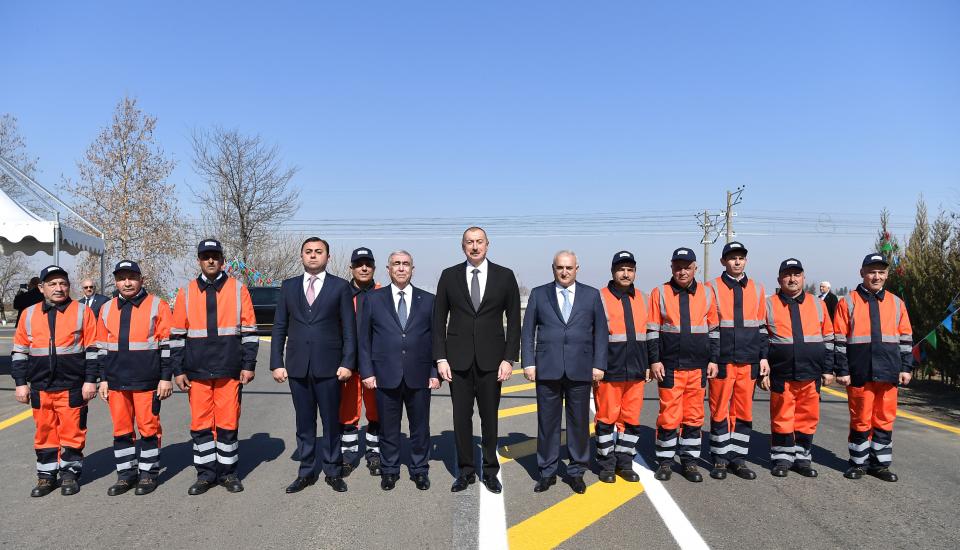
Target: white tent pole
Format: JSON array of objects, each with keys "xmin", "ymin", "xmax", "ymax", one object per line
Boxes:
[
  {"xmin": 54, "ymin": 212, "xmax": 61, "ymax": 265},
  {"xmin": 100, "ymin": 251, "xmax": 106, "ymax": 293}
]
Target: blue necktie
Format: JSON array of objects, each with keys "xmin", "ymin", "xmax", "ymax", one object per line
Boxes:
[
  {"xmin": 561, "ymin": 288, "xmax": 571, "ymax": 323},
  {"xmin": 397, "ymin": 290, "xmax": 408, "ymax": 328}
]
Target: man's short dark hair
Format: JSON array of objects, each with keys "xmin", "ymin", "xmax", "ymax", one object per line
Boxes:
[
  {"xmin": 301, "ymin": 237, "xmax": 329, "ymax": 254},
  {"xmin": 29, "ymin": 277, "xmax": 40, "ymax": 286},
  {"xmin": 462, "ymin": 226, "xmax": 488, "ymax": 241}
]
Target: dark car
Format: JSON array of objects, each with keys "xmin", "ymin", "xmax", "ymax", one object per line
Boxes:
[{"xmin": 249, "ymin": 286, "xmax": 281, "ymax": 334}]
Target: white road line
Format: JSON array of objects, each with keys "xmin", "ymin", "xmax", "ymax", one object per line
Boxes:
[
  {"xmin": 588, "ymin": 401, "xmax": 710, "ymax": 550},
  {"xmin": 478, "ymin": 452, "xmax": 508, "ymax": 550}
]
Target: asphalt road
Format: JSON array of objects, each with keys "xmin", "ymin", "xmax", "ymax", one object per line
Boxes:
[{"xmin": 0, "ymin": 326, "xmax": 957, "ymax": 550}]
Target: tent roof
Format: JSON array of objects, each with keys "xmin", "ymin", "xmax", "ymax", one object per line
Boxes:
[{"xmin": 0, "ymin": 187, "xmax": 105, "ymax": 256}]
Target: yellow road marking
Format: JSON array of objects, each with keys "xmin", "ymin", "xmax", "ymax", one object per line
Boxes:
[
  {"xmin": 821, "ymin": 386, "xmax": 960, "ymax": 436},
  {"xmin": 499, "ymin": 403, "xmax": 538, "ymax": 419},
  {"xmin": 259, "ymin": 336, "xmax": 271, "ymax": 342},
  {"xmin": 502, "ymin": 382, "xmax": 535, "ymax": 395},
  {"xmin": 507, "ymin": 479, "xmax": 645, "ymax": 550},
  {"xmin": 500, "ymin": 424, "xmax": 596, "ymax": 465},
  {"xmin": 0, "ymin": 410, "xmax": 33, "ymax": 431},
  {"xmin": 512, "ymin": 368, "xmax": 524, "ymax": 375}
]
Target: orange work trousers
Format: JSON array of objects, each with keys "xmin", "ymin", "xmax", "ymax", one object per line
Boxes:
[
  {"xmin": 339, "ymin": 374, "xmax": 379, "ymax": 425},
  {"xmin": 846, "ymin": 382, "xmax": 897, "ymax": 433},
  {"xmin": 32, "ymin": 389, "xmax": 87, "ymax": 478},
  {"xmin": 109, "ymin": 390, "xmax": 161, "ymax": 438},
  {"xmin": 708, "ymin": 363, "xmax": 754, "ymax": 429},
  {"xmin": 594, "ymin": 380, "xmax": 645, "ymax": 428},
  {"xmin": 770, "ymin": 380, "xmax": 819, "ymax": 436},
  {"xmin": 189, "ymin": 378, "xmax": 241, "ymax": 432},
  {"xmin": 657, "ymin": 369, "xmax": 704, "ymax": 430}
]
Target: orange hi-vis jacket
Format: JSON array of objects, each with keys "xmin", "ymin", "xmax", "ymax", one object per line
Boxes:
[
  {"xmin": 96, "ymin": 289, "xmax": 173, "ymax": 390},
  {"xmin": 647, "ymin": 279, "xmax": 720, "ymax": 382},
  {"xmin": 170, "ymin": 273, "xmax": 258, "ymax": 380},
  {"xmin": 763, "ymin": 291, "xmax": 834, "ymax": 392},
  {"xmin": 833, "ymin": 285, "xmax": 913, "ymax": 387},
  {"xmin": 12, "ymin": 300, "xmax": 99, "ymax": 390},
  {"xmin": 711, "ymin": 273, "xmax": 768, "ymax": 377},
  {"xmin": 599, "ymin": 282, "xmax": 654, "ymax": 381}
]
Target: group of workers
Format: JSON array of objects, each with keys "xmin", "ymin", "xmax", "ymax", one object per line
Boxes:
[{"xmin": 8, "ymin": 229, "xmax": 913, "ymax": 499}]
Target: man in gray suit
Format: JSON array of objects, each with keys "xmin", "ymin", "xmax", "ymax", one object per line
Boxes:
[{"xmin": 521, "ymin": 250, "xmax": 608, "ymax": 494}]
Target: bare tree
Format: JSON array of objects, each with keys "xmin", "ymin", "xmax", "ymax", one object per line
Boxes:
[
  {"xmin": 0, "ymin": 113, "xmax": 42, "ymax": 209},
  {"xmin": 189, "ymin": 126, "xmax": 299, "ymax": 285},
  {"xmin": 0, "ymin": 252, "xmax": 32, "ymax": 323},
  {"xmin": 65, "ymin": 96, "xmax": 187, "ymax": 294}
]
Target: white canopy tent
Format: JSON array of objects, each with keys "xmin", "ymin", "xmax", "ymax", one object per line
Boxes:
[{"xmin": 0, "ymin": 156, "xmax": 106, "ymax": 288}]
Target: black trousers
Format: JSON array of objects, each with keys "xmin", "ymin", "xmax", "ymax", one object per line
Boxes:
[
  {"xmin": 450, "ymin": 363, "xmax": 501, "ymax": 478},
  {"xmin": 289, "ymin": 375, "xmax": 342, "ymax": 477}
]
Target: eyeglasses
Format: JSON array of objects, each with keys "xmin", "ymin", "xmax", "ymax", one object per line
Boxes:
[{"xmin": 82, "ymin": 286, "xmax": 94, "ymax": 290}]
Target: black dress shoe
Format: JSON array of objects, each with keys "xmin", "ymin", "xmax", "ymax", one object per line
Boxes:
[
  {"xmin": 412, "ymin": 473, "xmax": 430, "ymax": 491},
  {"xmin": 221, "ymin": 474, "xmax": 244, "ymax": 493},
  {"xmin": 771, "ymin": 465, "xmax": 789, "ymax": 477},
  {"xmin": 340, "ymin": 463, "xmax": 354, "ymax": 478},
  {"xmin": 654, "ymin": 462, "xmax": 673, "ymax": 481},
  {"xmin": 380, "ymin": 474, "xmax": 399, "ymax": 491},
  {"xmin": 450, "ymin": 475, "xmax": 476, "ymax": 493},
  {"xmin": 616, "ymin": 469, "xmax": 640, "ymax": 483},
  {"xmin": 482, "ymin": 476, "xmax": 502, "ymax": 494},
  {"xmin": 534, "ymin": 476, "xmax": 557, "ymax": 492},
  {"xmin": 844, "ymin": 466, "xmax": 865, "ymax": 480},
  {"xmin": 728, "ymin": 462, "xmax": 757, "ymax": 480},
  {"xmin": 30, "ymin": 478, "xmax": 57, "ymax": 498},
  {"xmin": 681, "ymin": 464, "xmax": 703, "ymax": 483},
  {"xmin": 188, "ymin": 479, "xmax": 215, "ymax": 495},
  {"xmin": 108, "ymin": 478, "xmax": 136, "ymax": 496},
  {"xmin": 791, "ymin": 464, "xmax": 818, "ymax": 478},
  {"xmin": 868, "ymin": 467, "xmax": 898, "ymax": 482},
  {"xmin": 325, "ymin": 476, "xmax": 348, "ymax": 492},
  {"xmin": 710, "ymin": 464, "xmax": 727, "ymax": 480},
  {"xmin": 598, "ymin": 471, "xmax": 616, "ymax": 483},
  {"xmin": 285, "ymin": 475, "xmax": 318, "ymax": 493},
  {"xmin": 60, "ymin": 477, "xmax": 80, "ymax": 496},
  {"xmin": 367, "ymin": 456, "xmax": 382, "ymax": 476},
  {"xmin": 569, "ymin": 476, "xmax": 587, "ymax": 494},
  {"xmin": 135, "ymin": 477, "xmax": 157, "ymax": 496}
]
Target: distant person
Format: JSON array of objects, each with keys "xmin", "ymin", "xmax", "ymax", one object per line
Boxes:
[
  {"xmin": 834, "ymin": 254, "xmax": 913, "ymax": 483},
  {"xmin": 521, "ymin": 250, "xmax": 607, "ymax": 494},
  {"xmin": 818, "ymin": 281, "xmax": 838, "ymax": 320},
  {"xmin": 78, "ymin": 279, "xmax": 109, "ymax": 318},
  {"xmin": 13, "ymin": 277, "xmax": 43, "ymax": 325}
]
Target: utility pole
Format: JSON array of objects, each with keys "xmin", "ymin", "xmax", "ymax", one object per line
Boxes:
[
  {"xmin": 696, "ymin": 209, "xmax": 722, "ymax": 281},
  {"xmin": 724, "ymin": 186, "xmax": 745, "ymax": 243}
]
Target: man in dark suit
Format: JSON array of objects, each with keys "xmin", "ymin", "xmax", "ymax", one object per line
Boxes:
[
  {"xmin": 13, "ymin": 277, "xmax": 42, "ymax": 325},
  {"xmin": 78, "ymin": 278, "xmax": 109, "ymax": 317},
  {"xmin": 271, "ymin": 237, "xmax": 356, "ymax": 493},
  {"xmin": 818, "ymin": 281, "xmax": 839, "ymax": 320},
  {"xmin": 521, "ymin": 250, "xmax": 607, "ymax": 494},
  {"xmin": 433, "ymin": 226, "xmax": 521, "ymax": 494},
  {"xmin": 358, "ymin": 250, "xmax": 439, "ymax": 491}
]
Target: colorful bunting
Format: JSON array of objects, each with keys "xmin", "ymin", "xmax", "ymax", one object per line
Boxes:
[
  {"xmin": 925, "ymin": 331, "xmax": 937, "ymax": 349},
  {"xmin": 225, "ymin": 257, "xmax": 275, "ymax": 286},
  {"xmin": 944, "ymin": 315, "xmax": 953, "ymax": 334}
]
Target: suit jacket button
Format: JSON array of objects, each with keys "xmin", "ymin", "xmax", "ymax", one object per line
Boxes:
[
  {"xmin": 402, "ymin": 350, "xmax": 406, "ymax": 354},
  {"xmin": 402, "ymin": 333, "xmax": 406, "ymax": 338}
]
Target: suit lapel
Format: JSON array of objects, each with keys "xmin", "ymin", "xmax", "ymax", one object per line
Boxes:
[
  {"xmin": 477, "ymin": 263, "xmax": 495, "ymax": 312},
  {"xmin": 458, "ymin": 262, "xmax": 476, "ymax": 312},
  {"xmin": 405, "ymin": 286, "xmax": 422, "ymax": 327},
  {"xmin": 384, "ymin": 287, "xmax": 403, "ymax": 329},
  {"xmin": 547, "ymin": 285, "xmax": 565, "ymax": 324},
  {"xmin": 295, "ymin": 275, "xmax": 310, "ymax": 321},
  {"xmin": 310, "ymin": 274, "xmax": 332, "ymax": 321},
  {"xmin": 567, "ymin": 282, "xmax": 586, "ymax": 322}
]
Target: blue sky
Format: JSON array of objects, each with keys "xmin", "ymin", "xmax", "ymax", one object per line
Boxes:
[{"xmin": 2, "ymin": 1, "xmax": 958, "ymax": 292}]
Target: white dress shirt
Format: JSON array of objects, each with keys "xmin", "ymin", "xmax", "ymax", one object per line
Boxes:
[
  {"xmin": 465, "ymin": 259, "xmax": 489, "ymax": 302},
  {"xmin": 391, "ymin": 283, "xmax": 413, "ymax": 314},
  {"xmin": 303, "ymin": 271, "xmax": 327, "ymax": 299},
  {"xmin": 556, "ymin": 282, "xmax": 576, "ymax": 311}
]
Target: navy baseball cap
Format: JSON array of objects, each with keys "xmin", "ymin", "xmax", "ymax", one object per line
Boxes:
[
  {"xmin": 721, "ymin": 241, "xmax": 748, "ymax": 258},
  {"xmin": 351, "ymin": 247, "xmax": 375, "ymax": 265},
  {"xmin": 197, "ymin": 239, "xmax": 224, "ymax": 254},
  {"xmin": 671, "ymin": 247, "xmax": 696, "ymax": 262},
  {"xmin": 611, "ymin": 250, "xmax": 636, "ymax": 267},
  {"xmin": 778, "ymin": 258, "xmax": 804, "ymax": 274},
  {"xmin": 39, "ymin": 265, "xmax": 69, "ymax": 282},
  {"xmin": 861, "ymin": 253, "xmax": 890, "ymax": 268},
  {"xmin": 113, "ymin": 260, "xmax": 142, "ymax": 275}
]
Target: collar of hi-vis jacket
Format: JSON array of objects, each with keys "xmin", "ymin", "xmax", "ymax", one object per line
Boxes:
[
  {"xmin": 351, "ymin": 280, "xmax": 377, "ymax": 296},
  {"xmin": 42, "ymin": 298, "xmax": 72, "ymax": 314},
  {"xmin": 607, "ymin": 280, "xmax": 635, "ymax": 299},
  {"xmin": 117, "ymin": 289, "xmax": 148, "ymax": 308},
  {"xmin": 669, "ymin": 278, "xmax": 697, "ymax": 295},
  {"xmin": 856, "ymin": 284, "xmax": 886, "ymax": 302},
  {"xmin": 197, "ymin": 271, "xmax": 227, "ymax": 292},
  {"xmin": 721, "ymin": 272, "xmax": 749, "ymax": 289},
  {"xmin": 777, "ymin": 290, "xmax": 805, "ymax": 305}
]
